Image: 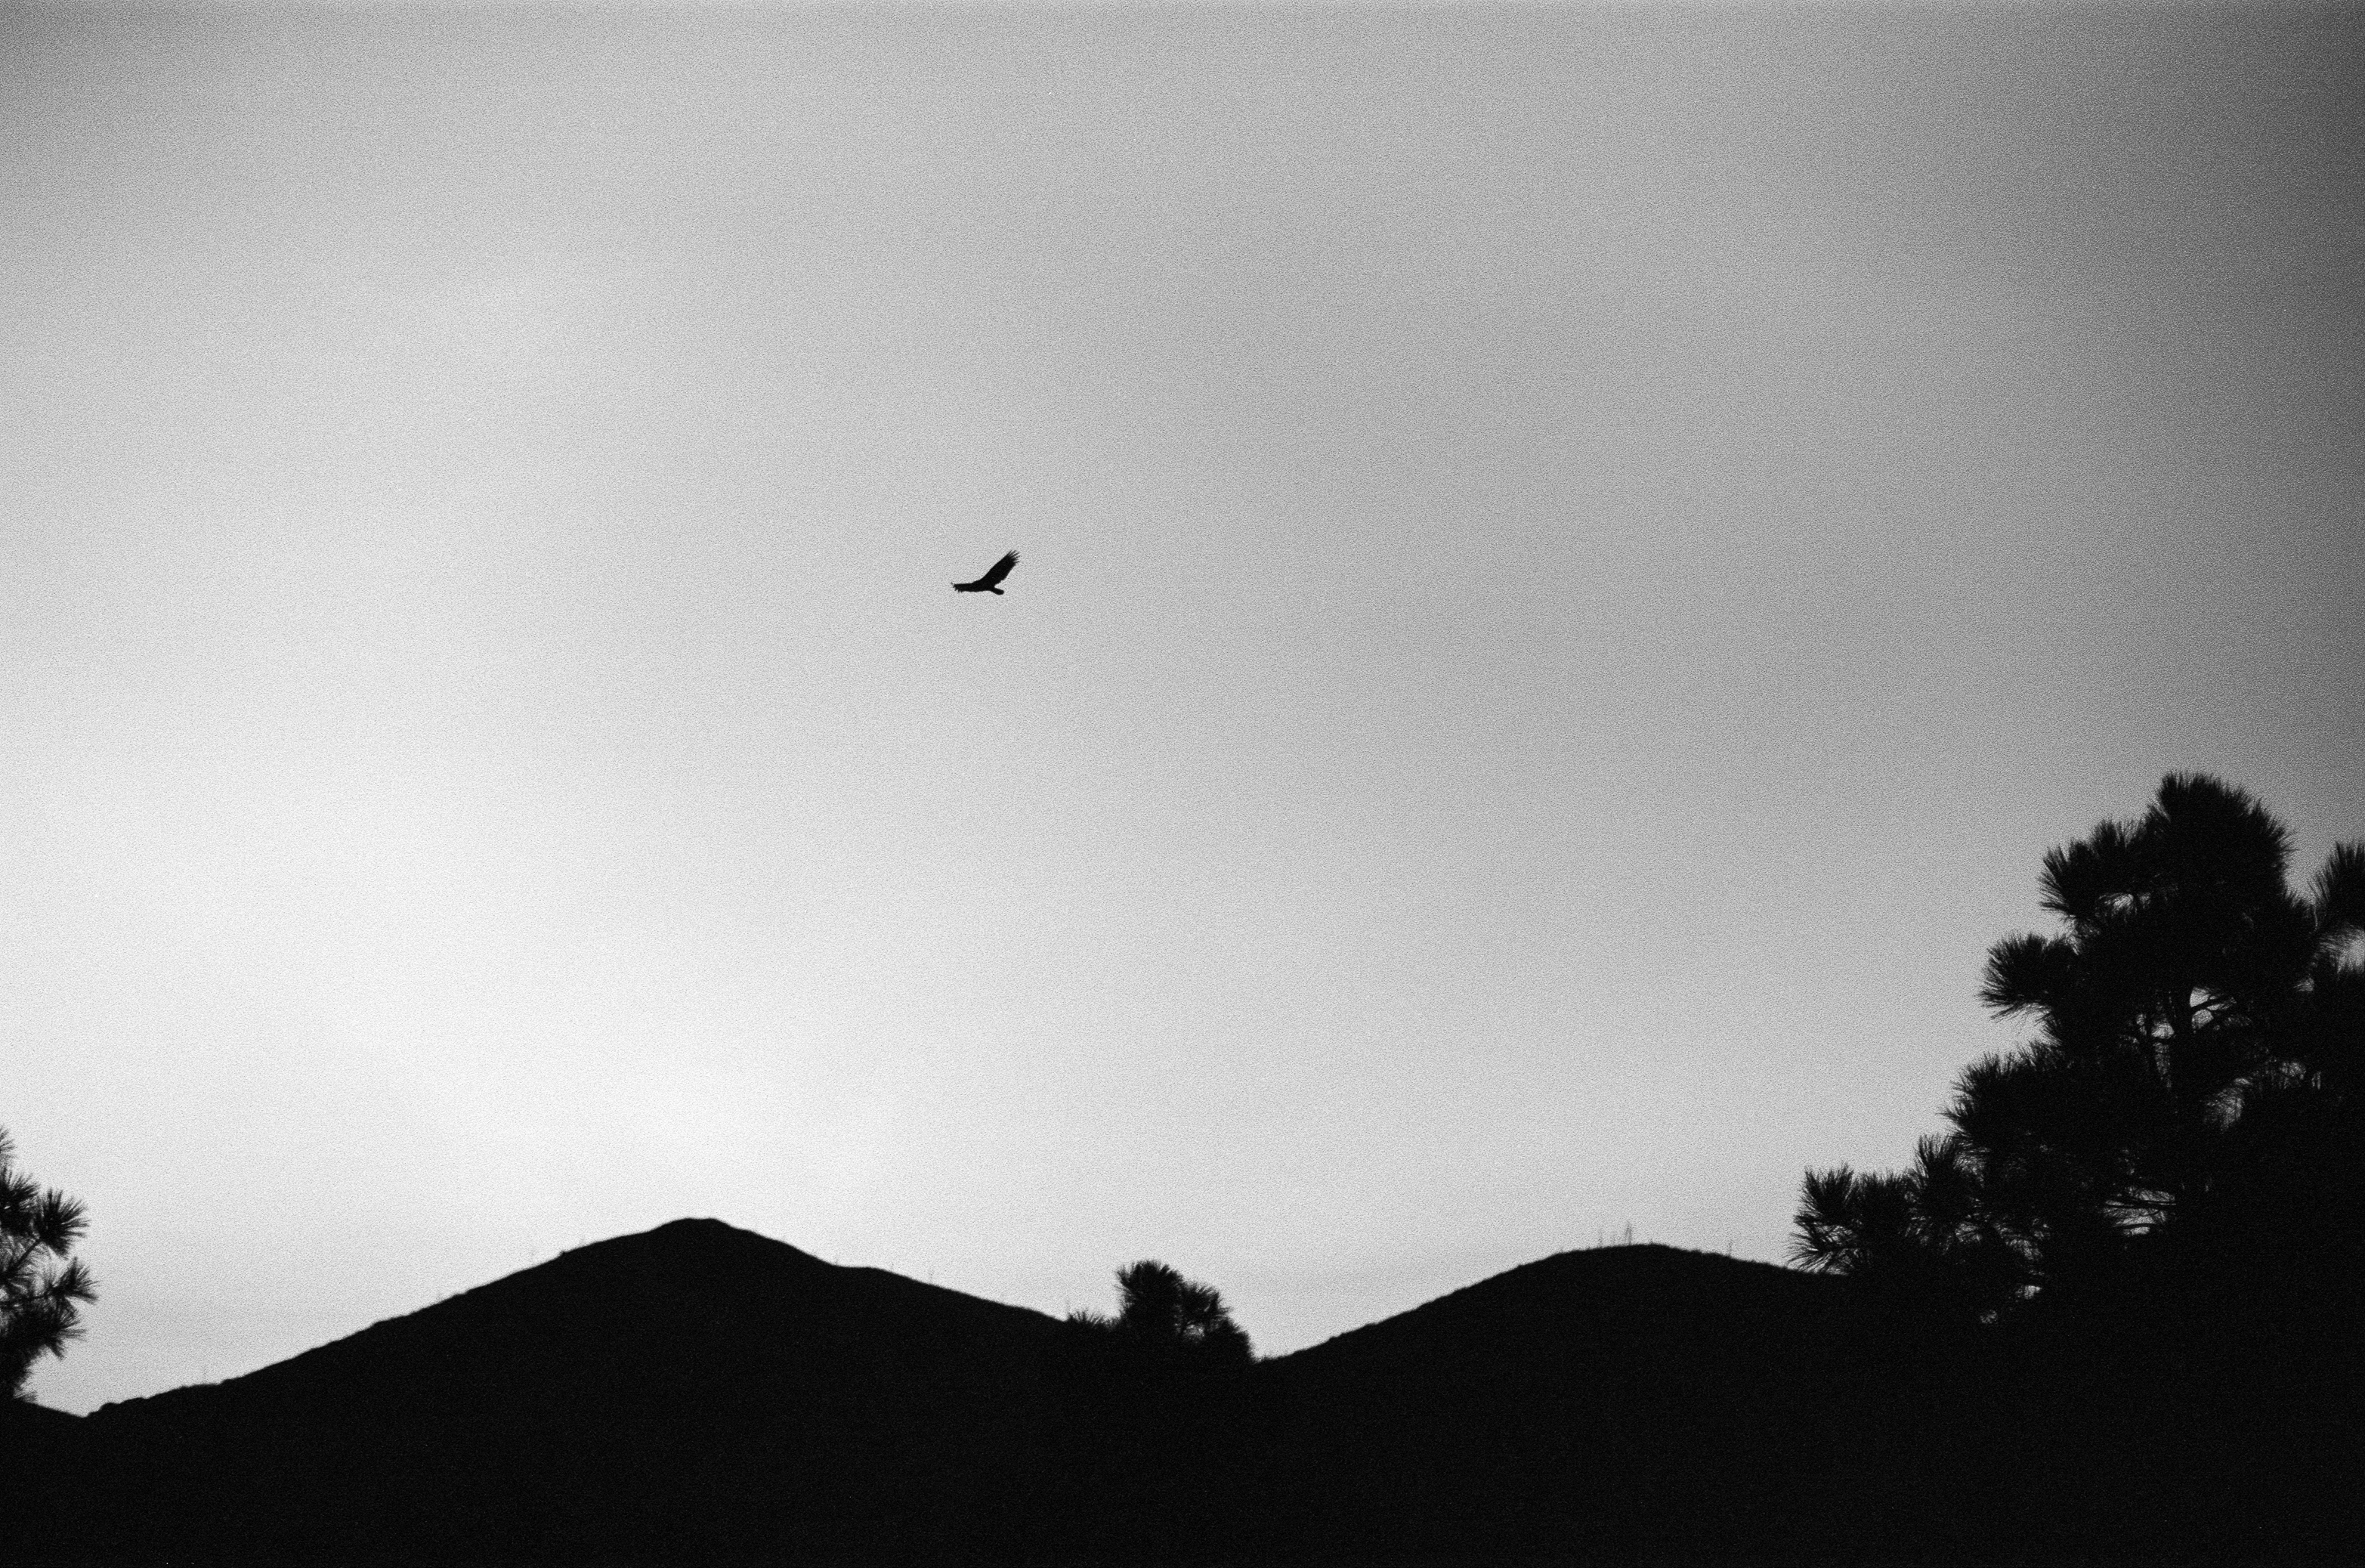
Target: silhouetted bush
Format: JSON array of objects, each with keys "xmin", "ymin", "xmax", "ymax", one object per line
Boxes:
[
  {"xmin": 1067, "ymin": 1259, "xmax": 1254, "ymax": 1365},
  {"xmin": 1052, "ymin": 1260, "xmax": 1262, "ymax": 1559}
]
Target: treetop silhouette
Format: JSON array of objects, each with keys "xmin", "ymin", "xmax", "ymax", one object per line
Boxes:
[
  {"xmin": 1069, "ymin": 1259, "xmax": 1254, "ymax": 1365},
  {"xmin": 1795, "ymin": 772, "xmax": 2362, "ymax": 1316}
]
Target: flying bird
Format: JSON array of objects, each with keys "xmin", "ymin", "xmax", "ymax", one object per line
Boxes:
[{"xmin": 954, "ymin": 550, "xmax": 1019, "ymax": 595}]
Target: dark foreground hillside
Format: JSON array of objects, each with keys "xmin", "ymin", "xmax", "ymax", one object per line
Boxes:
[{"xmin": 15, "ymin": 1219, "xmax": 2357, "ymax": 1563}]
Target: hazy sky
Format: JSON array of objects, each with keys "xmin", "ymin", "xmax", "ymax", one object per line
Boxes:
[{"xmin": 5, "ymin": 0, "xmax": 2360, "ymax": 1412}]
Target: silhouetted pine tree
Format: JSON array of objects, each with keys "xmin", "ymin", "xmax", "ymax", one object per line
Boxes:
[
  {"xmin": 1792, "ymin": 776, "xmax": 2364, "ymax": 1556},
  {"xmin": 2, "ymin": 1127, "xmax": 96, "ymax": 1403}
]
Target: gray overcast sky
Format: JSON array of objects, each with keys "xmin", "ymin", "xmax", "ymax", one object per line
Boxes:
[{"xmin": 5, "ymin": 0, "xmax": 2360, "ymax": 1412}]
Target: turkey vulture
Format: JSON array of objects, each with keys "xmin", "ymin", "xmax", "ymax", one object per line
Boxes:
[{"xmin": 954, "ymin": 550, "xmax": 1019, "ymax": 595}]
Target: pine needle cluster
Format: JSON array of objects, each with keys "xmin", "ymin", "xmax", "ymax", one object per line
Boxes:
[{"xmin": 2, "ymin": 1127, "xmax": 97, "ymax": 1403}]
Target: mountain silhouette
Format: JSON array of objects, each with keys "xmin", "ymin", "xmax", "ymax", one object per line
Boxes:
[
  {"xmin": 29, "ymin": 1228, "xmax": 1918, "ymax": 1563},
  {"xmin": 1262, "ymin": 1244, "xmax": 1955, "ymax": 1560},
  {"xmin": 19, "ymin": 1220, "xmax": 2343, "ymax": 1563},
  {"xmin": 38, "ymin": 1220, "xmax": 1070, "ymax": 1562}
]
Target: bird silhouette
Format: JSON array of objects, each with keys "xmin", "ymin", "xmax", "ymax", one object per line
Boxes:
[{"xmin": 954, "ymin": 550, "xmax": 1019, "ymax": 595}]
